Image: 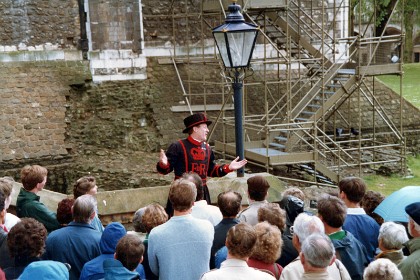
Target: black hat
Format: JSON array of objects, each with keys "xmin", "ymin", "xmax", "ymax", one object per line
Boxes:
[
  {"xmin": 182, "ymin": 113, "xmax": 212, "ymax": 133},
  {"xmin": 406, "ymin": 202, "xmax": 420, "ymax": 225}
]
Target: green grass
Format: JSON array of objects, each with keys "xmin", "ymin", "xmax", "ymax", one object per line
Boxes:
[
  {"xmin": 377, "ymin": 63, "xmax": 420, "ymax": 108},
  {"xmin": 365, "ymin": 64, "xmax": 420, "ymax": 196},
  {"xmin": 363, "ymin": 155, "xmax": 420, "ymax": 196}
]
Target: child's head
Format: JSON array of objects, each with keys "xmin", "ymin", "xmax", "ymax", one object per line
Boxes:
[{"xmin": 115, "ymin": 234, "xmax": 144, "ymax": 271}]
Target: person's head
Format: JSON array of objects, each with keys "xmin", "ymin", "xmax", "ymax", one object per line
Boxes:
[
  {"xmin": 282, "ymin": 187, "xmax": 305, "ymax": 202},
  {"xmin": 361, "ymin": 190, "xmax": 385, "ymax": 225},
  {"xmin": 279, "ymin": 195, "xmax": 304, "ymax": 228},
  {"xmin": 115, "ymin": 234, "xmax": 144, "ymax": 271},
  {"xmin": 226, "ymin": 223, "xmax": 257, "ymax": 259},
  {"xmin": 100, "ymin": 222, "xmax": 127, "ymax": 254},
  {"xmin": 56, "ymin": 198, "xmax": 75, "ymax": 226},
  {"xmin": 7, "ymin": 218, "xmax": 48, "ymax": 259},
  {"xmin": 405, "ymin": 202, "xmax": 420, "ymax": 238},
  {"xmin": 20, "ymin": 165, "xmax": 48, "ymax": 192},
  {"xmin": 251, "ymin": 222, "xmax": 282, "ymax": 264},
  {"xmin": 19, "ymin": 260, "xmax": 69, "ymax": 280},
  {"xmin": 338, "ymin": 177, "xmax": 366, "ymax": 204},
  {"xmin": 300, "ymin": 233, "xmax": 335, "ymax": 270},
  {"xmin": 73, "ymin": 176, "xmax": 98, "ymax": 199},
  {"xmin": 363, "ymin": 258, "xmax": 403, "ymax": 280},
  {"xmin": 72, "ymin": 194, "xmax": 96, "ymax": 224},
  {"xmin": 169, "ymin": 179, "xmax": 197, "ymax": 212},
  {"xmin": 182, "ymin": 172, "xmax": 204, "ymax": 201},
  {"xmin": 182, "ymin": 113, "xmax": 212, "ymax": 142},
  {"xmin": 217, "ymin": 190, "xmax": 242, "ymax": 218},
  {"xmin": 317, "ymin": 194, "xmax": 347, "ymax": 229},
  {"xmin": 247, "ymin": 175, "xmax": 270, "ymax": 201},
  {"xmin": 0, "ymin": 177, "xmax": 14, "ymax": 209},
  {"xmin": 132, "ymin": 207, "xmax": 146, "ymax": 233},
  {"xmin": 292, "ymin": 213, "xmax": 324, "ymax": 251},
  {"xmin": 258, "ymin": 203, "xmax": 286, "ymax": 232},
  {"xmin": 142, "ymin": 203, "xmax": 168, "ymax": 233},
  {"xmin": 378, "ymin": 222, "xmax": 409, "ymax": 251}
]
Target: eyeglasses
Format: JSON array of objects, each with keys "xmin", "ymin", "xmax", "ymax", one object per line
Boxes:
[{"xmin": 290, "ymin": 226, "xmax": 294, "ymax": 235}]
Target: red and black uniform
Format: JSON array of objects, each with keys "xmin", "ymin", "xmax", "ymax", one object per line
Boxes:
[{"xmin": 157, "ymin": 136, "xmax": 232, "ymax": 214}]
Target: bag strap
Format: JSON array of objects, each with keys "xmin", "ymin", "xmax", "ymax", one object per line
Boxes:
[{"xmin": 273, "ymin": 263, "xmax": 280, "ymax": 280}]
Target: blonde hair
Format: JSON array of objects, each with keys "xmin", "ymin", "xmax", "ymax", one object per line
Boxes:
[{"xmin": 251, "ymin": 222, "xmax": 282, "ymax": 263}]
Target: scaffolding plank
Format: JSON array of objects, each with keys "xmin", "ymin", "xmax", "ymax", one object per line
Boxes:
[
  {"xmin": 356, "ymin": 63, "xmax": 401, "ymax": 76},
  {"xmin": 171, "ymin": 104, "xmax": 234, "ymax": 112},
  {"xmin": 202, "ymin": 0, "xmax": 287, "ymax": 12}
]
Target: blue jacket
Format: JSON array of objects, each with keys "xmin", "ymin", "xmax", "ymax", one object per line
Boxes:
[
  {"xmin": 343, "ymin": 211, "xmax": 379, "ymax": 261},
  {"xmin": 80, "ymin": 222, "xmax": 145, "ymax": 280},
  {"xmin": 45, "ymin": 222, "xmax": 101, "ymax": 280},
  {"xmin": 103, "ymin": 259, "xmax": 140, "ymax": 280},
  {"xmin": 331, "ymin": 231, "xmax": 369, "ymax": 280}
]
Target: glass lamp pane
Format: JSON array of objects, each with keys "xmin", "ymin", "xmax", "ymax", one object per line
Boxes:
[
  {"xmin": 213, "ymin": 32, "xmax": 231, "ymax": 68},
  {"xmin": 226, "ymin": 30, "xmax": 257, "ymax": 67}
]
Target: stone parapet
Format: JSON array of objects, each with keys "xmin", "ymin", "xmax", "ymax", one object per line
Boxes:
[{"xmin": 9, "ymin": 172, "xmax": 287, "ymax": 226}]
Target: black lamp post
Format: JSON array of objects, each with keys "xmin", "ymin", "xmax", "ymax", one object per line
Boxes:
[{"xmin": 212, "ymin": 1, "xmax": 259, "ymax": 177}]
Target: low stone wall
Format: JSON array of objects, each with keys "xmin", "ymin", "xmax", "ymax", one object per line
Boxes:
[{"xmin": 9, "ymin": 172, "xmax": 288, "ymax": 226}]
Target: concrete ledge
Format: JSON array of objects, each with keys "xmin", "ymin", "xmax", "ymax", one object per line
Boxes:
[
  {"xmin": 0, "ymin": 50, "xmax": 83, "ymax": 62},
  {"xmin": 10, "ymin": 172, "xmax": 286, "ymax": 225}
]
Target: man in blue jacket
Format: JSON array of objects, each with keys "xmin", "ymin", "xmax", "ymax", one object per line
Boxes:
[
  {"xmin": 45, "ymin": 195, "xmax": 101, "ymax": 280},
  {"xmin": 317, "ymin": 194, "xmax": 369, "ymax": 280},
  {"xmin": 80, "ymin": 222, "xmax": 145, "ymax": 280},
  {"xmin": 103, "ymin": 234, "xmax": 144, "ymax": 280}
]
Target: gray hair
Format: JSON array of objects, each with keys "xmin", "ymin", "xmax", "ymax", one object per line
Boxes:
[
  {"xmin": 73, "ymin": 194, "xmax": 96, "ymax": 223},
  {"xmin": 379, "ymin": 222, "xmax": 409, "ymax": 250},
  {"xmin": 363, "ymin": 258, "xmax": 403, "ymax": 280},
  {"xmin": 301, "ymin": 233, "xmax": 335, "ymax": 268},
  {"xmin": 293, "ymin": 213, "xmax": 324, "ymax": 244},
  {"xmin": 133, "ymin": 207, "xmax": 146, "ymax": 233}
]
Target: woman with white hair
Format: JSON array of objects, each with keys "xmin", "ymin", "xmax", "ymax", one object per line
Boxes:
[
  {"xmin": 364, "ymin": 258, "xmax": 403, "ymax": 280},
  {"xmin": 375, "ymin": 222, "xmax": 409, "ymax": 265}
]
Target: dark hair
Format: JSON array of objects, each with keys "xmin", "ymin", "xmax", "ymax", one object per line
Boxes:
[
  {"xmin": 182, "ymin": 172, "xmax": 204, "ymax": 201},
  {"xmin": 217, "ymin": 190, "xmax": 242, "ymax": 217},
  {"xmin": 116, "ymin": 235, "xmax": 144, "ymax": 271},
  {"xmin": 338, "ymin": 177, "xmax": 366, "ymax": 203},
  {"xmin": 7, "ymin": 218, "xmax": 47, "ymax": 258},
  {"xmin": 247, "ymin": 176, "xmax": 270, "ymax": 201},
  {"xmin": 20, "ymin": 165, "xmax": 47, "ymax": 191},
  {"xmin": 142, "ymin": 203, "xmax": 168, "ymax": 233},
  {"xmin": 169, "ymin": 179, "xmax": 196, "ymax": 212},
  {"xmin": 317, "ymin": 194, "xmax": 347, "ymax": 228},
  {"xmin": 73, "ymin": 176, "xmax": 96, "ymax": 199},
  {"xmin": 361, "ymin": 190, "xmax": 385, "ymax": 225},
  {"xmin": 226, "ymin": 223, "xmax": 257, "ymax": 258},
  {"xmin": 0, "ymin": 192, "xmax": 4, "ymax": 211},
  {"xmin": 57, "ymin": 198, "xmax": 75, "ymax": 225}
]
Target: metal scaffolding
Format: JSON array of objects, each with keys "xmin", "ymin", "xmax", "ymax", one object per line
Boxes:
[{"xmin": 149, "ymin": 0, "xmax": 405, "ymax": 186}]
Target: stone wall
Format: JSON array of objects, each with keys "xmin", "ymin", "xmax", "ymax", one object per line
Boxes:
[
  {"xmin": 87, "ymin": 0, "xmax": 142, "ymax": 52},
  {"xmin": 326, "ymin": 78, "xmax": 420, "ymax": 136},
  {"xmin": 0, "ymin": 0, "xmax": 80, "ymax": 49},
  {"xmin": 0, "ymin": 59, "xmax": 90, "ymax": 164}
]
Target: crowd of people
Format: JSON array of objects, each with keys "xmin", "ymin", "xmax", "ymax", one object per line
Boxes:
[
  {"xmin": 0, "ymin": 165, "xmax": 419, "ymax": 280},
  {"xmin": 0, "ymin": 113, "xmax": 419, "ymax": 280}
]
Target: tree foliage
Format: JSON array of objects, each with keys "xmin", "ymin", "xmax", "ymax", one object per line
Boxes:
[{"xmin": 351, "ymin": 0, "xmax": 419, "ymax": 62}]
